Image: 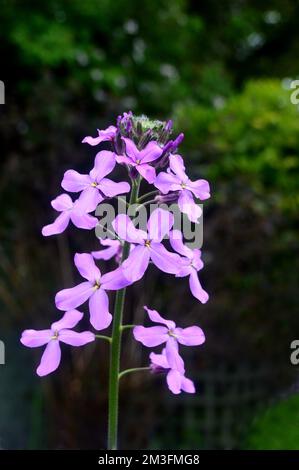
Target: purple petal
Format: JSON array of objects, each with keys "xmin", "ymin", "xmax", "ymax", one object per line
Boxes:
[
  {"xmin": 178, "ymin": 190, "xmax": 202, "ymax": 223},
  {"xmin": 61, "ymin": 170, "xmax": 91, "ymax": 192},
  {"xmin": 181, "ymin": 376, "xmax": 196, "ymax": 393},
  {"xmin": 55, "ymin": 281, "xmax": 94, "ymax": 311},
  {"xmin": 36, "ymin": 340, "xmax": 61, "ymax": 377},
  {"xmin": 112, "ymin": 214, "xmax": 147, "ymax": 244},
  {"xmin": 137, "ymin": 163, "xmax": 156, "ymax": 183},
  {"xmin": 115, "ymin": 155, "xmax": 134, "ymax": 165},
  {"xmin": 174, "ymin": 326, "xmax": 205, "ymax": 346},
  {"xmin": 149, "ymin": 242, "xmax": 183, "ymax": 275},
  {"xmin": 133, "ymin": 325, "xmax": 168, "ymax": 347},
  {"xmin": 144, "ymin": 306, "xmax": 176, "ymax": 329},
  {"xmin": 70, "ymin": 209, "xmax": 98, "ymax": 230},
  {"xmin": 122, "ymin": 245, "xmax": 150, "ymax": 282},
  {"xmin": 74, "ymin": 253, "xmax": 101, "ymax": 282},
  {"xmin": 169, "ymin": 154, "xmax": 187, "ymax": 182},
  {"xmin": 42, "ymin": 212, "xmax": 71, "ymax": 236},
  {"xmin": 99, "ymin": 178, "xmax": 130, "ymax": 197},
  {"xmin": 169, "ymin": 229, "xmax": 192, "ymax": 258},
  {"xmin": 101, "ymin": 266, "xmax": 133, "ymax": 290},
  {"xmin": 51, "ymin": 309, "xmax": 84, "ymax": 331},
  {"xmin": 20, "ymin": 329, "xmax": 52, "ymax": 347},
  {"xmin": 150, "ymin": 350, "xmax": 169, "ymax": 369},
  {"xmin": 188, "ymin": 179, "xmax": 210, "ymax": 200},
  {"xmin": 140, "ymin": 141, "xmax": 163, "ymax": 163},
  {"xmin": 76, "ymin": 186, "xmax": 103, "ymax": 213},
  {"xmin": 58, "ymin": 330, "xmax": 95, "ymax": 346},
  {"xmin": 189, "ymin": 270, "xmax": 209, "ymax": 304},
  {"xmin": 92, "ymin": 240, "xmax": 120, "ymax": 261},
  {"xmin": 122, "ymin": 137, "xmax": 139, "ymax": 161},
  {"xmin": 166, "ymin": 369, "xmax": 183, "ymax": 394},
  {"xmin": 82, "ymin": 126, "xmax": 116, "ymax": 146},
  {"xmin": 147, "ymin": 208, "xmax": 174, "ymax": 242},
  {"xmin": 51, "ymin": 194, "xmax": 73, "ymax": 211},
  {"xmin": 89, "ymin": 151, "xmax": 116, "ymax": 182},
  {"xmin": 154, "ymin": 171, "xmax": 180, "ymax": 194},
  {"xmin": 88, "ymin": 288, "xmax": 112, "ymax": 330},
  {"xmin": 165, "ymin": 337, "xmax": 185, "ymax": 374}
]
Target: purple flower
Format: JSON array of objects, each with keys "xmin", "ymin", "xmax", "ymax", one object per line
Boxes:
[
  {"xmin": 170, "ymin": 230, "xmax": 209, "ymax": 304},
  {"xmin": 133, "ymin": 306, "xmax": 205, "ymax": 371},
  {"xmin": 42, "ymin": 194, "xmax": 98, "ymax": 236},
  {"xmin": 62, "ymin": 150, "xmax": 130, "ymax": 212},
  {"xmin": 82, "ymin": 125, "xmax": 117, "ymax": 146},
  {"xmin": 150, "ymin": 349, "xmax": 195, "ymax": 395},
  {"xmin": 20, "ymin": 309, "xmax": 95, "ymax": 377},
  {"xmin": 154, "ymin": 154, "xmax": 210, "ymax": 222},
  {"xmin": 112, "ymin": 208, "xmax": 182, "ymax": 282},
  {"xmin": 116, "ymin": 138, "xmax": 163, "ymax": 183},
  {"xmin": 92, "ymin": 238, "xmax": 122, "ymax": 263},
  {"xmin": 55, "ymin": 253, "xmax": 131, "ymax": 330}
]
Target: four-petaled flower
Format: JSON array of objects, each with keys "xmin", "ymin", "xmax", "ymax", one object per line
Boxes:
[
  {"xmin": 170, "ymin": 230, "xmax": 209, "ymax": 304},
  {"xmin": 133, "ymin": 306, "xmax": 205, "ymax": 371},
  {"xmin": 116, "ymin": 137, "xmax": 163, "ymax": 183},
  {"xmin": 42, "ymin": 194, "xmax": 98, "ymax": 236},
  {"xmin": 112, "ymin": 208, "xmax": 182, "ymax": 282},
  {"xmin": 55, "ymin": 253, "xmax": 131, "ymax": 330},
  {"xmin": 150, "ymin": 349, "xmax": 195, "ymax": 395},
  {"xmin": 154, "ymin": 154, "xmax": 210, "ymax": 222},
  {"xmin": 82, "ymin": 125, "xmax": 117, "ymax": 146},
  {"xmin": 20, "ymin": 310, "xmax": 95, "ymax": 376},
  {"xmin": 62, "ymin": 150, "xmax": 130, "ymax": 212}
]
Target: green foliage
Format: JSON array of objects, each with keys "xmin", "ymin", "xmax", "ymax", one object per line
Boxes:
[{"xmin": 245, "ymin": 395, "xmax": 299, "ymax": 450}]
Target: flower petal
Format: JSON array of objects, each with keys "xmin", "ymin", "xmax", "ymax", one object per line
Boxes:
[
  {"xmin": 58, "ymin": 330, "xmax": 95, "ymax": 346},
  {"xmin": 122, "ymin": 245, "xmax": 150, "ymax": 282},
  {"xmin": 61, "ymin": 170, "xmax": 91, "ymax": 192},
  {"xmin": 189, "ymin": 270, "xmax": 209, "ymax": 304},
  {"xmin": 165, "ymin": 337, "xmax": 185, "ymax": 374},
  {"xmin": 150, "ymin": 350, "xmax": 169, "ymax": 369},
  {"xmin": 92, "ymin": 241, "xmax": 120, "ymax": 261},
  {"xmin": 137, "ymin": 163, "xmax": 156, "ymax": 183},
  {"xmin": 181, "ymin": 376, "xmax": 196, "ymax": 393},
  {"xmin": 51, "ymin": 309, "xmax": 84, "ymax": 331},
  {"xmin": 36, "ymin": 340, "xmax": 61, "ymax": 377},
  {"xmin": 101, "ymin": 267, "xmax": 133, "ymax": 290},
  {"xmin": 115, "ymin": 154, "xmax": 134, "ymax": 165},
  {"xmin": 166, "ymin": 369, "xmax": 183, "ymax": 394},
  {"xmin": 144, "ymin": 306, "xmax": 176, "ymax": 329},
  {"xmin": 99, "ymin": 178, "xmax": 130, "ymax": 197},
  {"xmin": 76, "ymin": 186, "xmax": 103, "ymax": 213},
  {"xmin": 82, "ymin": 126, "xmax": 116, "ymax": 146},
  {"xmin": 51, "ymin": 194, "xmax": 73, "ymax": 212},
  {"xmin": 178, "ymin": 190, "xmax": 202, "ymax": 223},
  {"xmin": 149, "ymin": 243, "xmax": 182, "ymax": 275},
  {"xmin": 188, "ymin": 179, "xmax": 210, "ymax": 200},
  {"xmin": 169, "ymin": 230, "xmax": 192, "ymax": 258},
  {"xmin": 154, "ymin": 171, "xmax": 181, "ymax": 194},
  {"xmin": 140, "ymin": 141, "xmax": 163, "ymax": 163},
  {"xmin": 169, "ymin": 154, "xmax": 187, "ymax": 182},
  {"xmin": 88, "ymin": 288, "xmax": 112, "ymax": 330},
  {"xmin": 20, "ymin": 329, "xmax": 52, "ymax": 347},
  {"xmin": 174, "ymin": 326, "xmax": 206, "ymax": 346},
  {"xmin": 89, "ymin": 151, "xmax": 116, "ymax": 182},
  {"xmin": 133, "ymin": 325, "xmax": 168, "ymax": 347},
  {"xmin": 74, "ymin": 253, "xmax": 101, "ymax": 282},
  {"xmin": 42, "ymin": 212, "xmax": 71, "ymax": 236},
  {"xmin": 122, "ymin": 137, "xmax": 139, "ymax": 161},
  {"xmin": 112, "ymin": 215, "xmax": 147, "ymax": 244},
  {"xmin": 55, "ymin": 281, "xmax": 94, "ymax": 311},
  {"xmin": 70, "ymin": 210, "xmax": 98, "ymax": 230},
  {"xmin": 147, "ymin": 208, "xmax": 174, "ymax": 242}
]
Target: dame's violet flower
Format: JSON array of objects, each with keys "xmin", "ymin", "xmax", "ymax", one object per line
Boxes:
[
  {"xmin": 154, "ymin": 154, "xmax": 210, "ymax": 222},
  {"xmin": 20, "ymin": 309, "xmax": 95, "ymax": 376},
  {"xmin": 42, "ymin": 194, "xmax": 98, "ymax": 236},
  {"xmin": 170, "ymin": 230, "xmax": 209, "ymax": 304},
  {"xmin": 55, "ymin": 253, "xmax": 131, "ymax": 330},
  {"xmin": 112, "ymin": 208, "xmax": 182, "ymax": 282},
  {"xmin": 82, "ymin": 125, "xmax": 117, "ymax": 146},
  {"xmin": 62, "ymin": 150, "xmax": 130, "ymax": 212},
  {"xmin": 116, "ymin": 138, "xmax": 163, "ymax": 183}
]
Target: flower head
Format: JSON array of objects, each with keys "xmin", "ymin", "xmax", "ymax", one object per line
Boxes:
[
  {"xmin": 82, "ymin": 125, "xmax": 117, "ymax": 146},
  {"xmin": 20, "ymin": 310, "xmax": 95, "ymax": 376},
  {"xmin": 62, "ymin": 150, "xmax": 130, "ymax": 212},
  {"xmin": 42, "ymin": 194, "xmax": 98, "ymax": 236},
  {"xmin": 154, "ymin": 154, "xmax": 210, "ymax": 222}
]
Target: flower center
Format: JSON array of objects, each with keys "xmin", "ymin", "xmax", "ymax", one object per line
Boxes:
[
  {"xmin": 145, "ymin": 240, "xmax": 151, "ymax": 248},
  {"xmin": 91, "ymin": 181, "xmax": 97, "ymax": 187},
  {"xmin": 51, "ymin": 330, "xmax": 59, "ymax": 340},
  {"xmin": 181, "ymin": 182, "xmax": 187, "ymax": 189},
  {"xmin": 136, "ymin": 159, "xmax": 141, "ymax": 165},
  {"xmin": 94, "ymin": 280, "xmax": 101, "ymax": 290},
  {"xmin": 168, "ymin": 329, "xmax": 176, "ymax": 338}
]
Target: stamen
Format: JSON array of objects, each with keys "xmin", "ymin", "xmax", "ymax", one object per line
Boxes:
[
  {"xmin": 145, "ymin": 240, "xmax": 151, "ymax": 248},
  {"xmin": 51, "ymin": 330, "xmax": 59, "ymax": 340}
]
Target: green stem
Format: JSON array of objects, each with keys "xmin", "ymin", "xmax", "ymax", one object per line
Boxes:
[
  {"xmin": 107, "ymin": 178, "xmax": 140, "ymax": 450},
  {"xmin": 137, "ymin": 190, "xmax": 159, "ymax": 203},
  {"xmin": 121, "ymin": 324, "xmax": 136, "ymax": 331},
  {"xmin": 119, "ymin": 367, "xmax": 151, "ymax": 380},
  {"xmin": 95, "ymin": 334, "xmax": 112, "ymax": 343}
]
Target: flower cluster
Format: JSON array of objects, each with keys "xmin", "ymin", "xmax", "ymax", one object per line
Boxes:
[{"xmin": 21, "ymin": 112, "xmax": 210, "ymax": 395}]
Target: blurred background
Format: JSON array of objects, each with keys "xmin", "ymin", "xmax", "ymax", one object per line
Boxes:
[{"xmin": 0, "ymin": 0, "xmax": 299, "ymax": 450}]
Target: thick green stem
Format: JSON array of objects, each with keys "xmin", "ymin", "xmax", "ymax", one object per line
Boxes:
[{"xmin": 107, "ymin": 178, "xmax": 140, "ymax": 450}]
